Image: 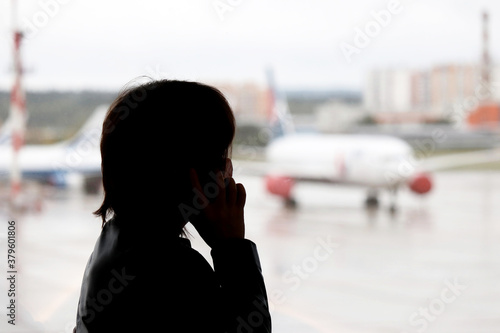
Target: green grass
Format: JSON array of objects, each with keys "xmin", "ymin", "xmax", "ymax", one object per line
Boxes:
[{"xmin": 428, "ymin": 149, "xmax": 500, "ymax": 171}]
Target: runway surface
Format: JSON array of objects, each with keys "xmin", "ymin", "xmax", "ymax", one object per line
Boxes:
[{"xmin": 1, "ymin": 170, "xmax": 500, "ymax": 332}]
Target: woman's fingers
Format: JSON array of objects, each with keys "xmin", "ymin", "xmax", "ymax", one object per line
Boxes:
[
  {"xmin": 236, "ymin": 183, "xmax": 246, "ymax": 208},
  {"xmin": 225, "ymin": 177, "xmax": 237, "ymax": 205},
  {"xmin": 189, "ymin": 167, "xmax": 244, "ymax": 213},
  {"xmin": 214, "ymin": 171, "xmax": 226, "ymax": 204}
]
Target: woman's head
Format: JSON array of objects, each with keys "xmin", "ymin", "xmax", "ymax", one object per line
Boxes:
[{"xmin": 94, "ymin": 79, "xmax": 235, "ymax": 234}]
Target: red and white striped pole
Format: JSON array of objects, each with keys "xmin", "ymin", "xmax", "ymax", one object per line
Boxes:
[
  {"xmin": 10, "ymin": 0, "xmax": 26, "ymax": 209},
  {"xmin": 482, "ymin": 11, "xmax": 491, "ymax": 95}
]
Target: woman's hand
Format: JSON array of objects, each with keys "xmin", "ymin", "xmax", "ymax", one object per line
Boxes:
[{"xmin": 188, "ymin": 159, "xmax": 246, "ymax": 248}]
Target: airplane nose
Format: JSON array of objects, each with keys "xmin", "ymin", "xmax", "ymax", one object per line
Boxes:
[{"xmin": 408, "ymin": 172, "xmax": 432, "ymax": 194}]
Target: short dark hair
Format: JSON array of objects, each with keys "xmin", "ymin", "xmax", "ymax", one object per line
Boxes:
[{"xmin": 94, "ymin": 79, "xmax": 235, "ymax": 235}]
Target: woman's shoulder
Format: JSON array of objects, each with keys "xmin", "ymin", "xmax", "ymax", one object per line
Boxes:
[
  {"xmin": 80, "ymin": 218, "xmax": 218, "ymax": 306},
  {"xmin": 95, "ymin": 218, "xmax": 214, "ymax": 277}
]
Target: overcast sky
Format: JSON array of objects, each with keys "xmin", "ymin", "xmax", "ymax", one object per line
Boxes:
[{"xmin": 0, "ymin": 0, "xmax": 499, "ymax": 91}]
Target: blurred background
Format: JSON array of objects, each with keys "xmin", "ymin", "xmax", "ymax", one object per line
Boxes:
[{"xmin": 1, "ymin": 0, "xmax": 500, "ymax": 332}]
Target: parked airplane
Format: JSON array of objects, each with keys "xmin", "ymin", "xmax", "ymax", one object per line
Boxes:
[
  {"xmin": 237, "ymin": 69, "xmax": 433, "ymax": 212},
  {"xmin": 0, "ymin": 106, "xmax": 105, "ymax": 193}
]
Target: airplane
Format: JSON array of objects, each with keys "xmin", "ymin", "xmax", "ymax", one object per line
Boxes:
[
  {"xmin": 0, "ymin": 105, "xmax": 105, "ymax": 193},
  {"xmin": 235, "ymin": 69, "xmax": 433, "ymax": 212}
]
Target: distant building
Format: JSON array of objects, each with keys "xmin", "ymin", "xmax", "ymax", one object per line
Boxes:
[
  {"xmin": 212, "ymin": 82, "xmax": 269, "ymax": 121},
  {"xmin": 467, "ymin": 103, "xmax": 500, "ymax": 128},
  {"xmin": 411, "ymin": 70, "xmax": 431, "ymax": 112},
  {"xmin": 363, "ymin": 64, "xmax": 500, "ymax": 125},
  {"xmin": 364, "ymin": 68, "xmax": 413, "ymax": 114},
  {"xmin": 429, "ymin": 65, "xmax": 480, "ymax": 113}
]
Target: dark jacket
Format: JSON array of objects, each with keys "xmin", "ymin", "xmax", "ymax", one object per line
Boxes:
[{"xmin": 74, "ymin": 218, "xmax": 271, "ymax": 332}]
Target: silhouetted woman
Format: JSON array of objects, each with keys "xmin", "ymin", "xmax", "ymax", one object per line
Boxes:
[{"xmin": 74, "ymin": 79, "xmax": 271, "ymax": 332}]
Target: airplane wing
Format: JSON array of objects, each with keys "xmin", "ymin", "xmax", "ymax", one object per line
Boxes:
[{"xmin": 0, "ymin": 105, "xmax": 107, "ymax": 186}]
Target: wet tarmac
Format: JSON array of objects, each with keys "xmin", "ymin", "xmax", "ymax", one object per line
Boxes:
[{"xmin": 1, "ymin": 170, "xmax": 500, "ymax": 332}]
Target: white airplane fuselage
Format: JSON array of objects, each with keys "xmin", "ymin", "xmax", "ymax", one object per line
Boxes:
[
  {"xmin": 0, "ymin": 143, "xmax": 101, "ymax": 185},
  {"xmin": 263, "ymin": 132, "xmax": 433, "ymax": 206},
  {"xmin": 266, "ymin": 133, "xmax": 414, "ymax": 188}
]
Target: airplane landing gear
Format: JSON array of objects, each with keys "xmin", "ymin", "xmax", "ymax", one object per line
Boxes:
[
  {"xmin": 364, "ymin": 187, "xmax": 399, "ymax": 215},
  {"xmin": 284, "ymin": 197, "xmax": 297, "ymax": 209},
  {"xmin": 388, "ymin": 187, "xmax": 399, "ymax": 216},
  {"xmin": 364, "ymin": 189, "xmax": 379, "ymax": 208}
]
